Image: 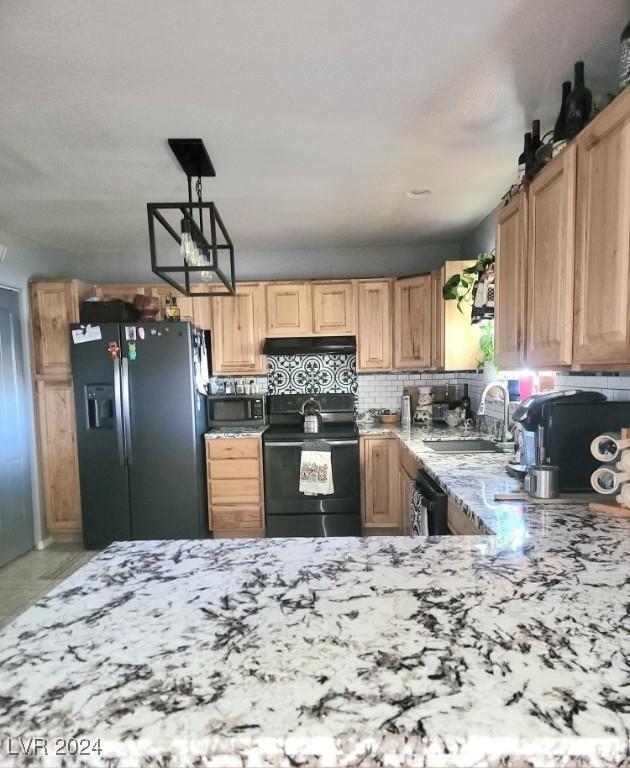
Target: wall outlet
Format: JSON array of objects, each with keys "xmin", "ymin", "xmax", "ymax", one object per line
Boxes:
[{"xmin": 0, "ymin": 245, "xmax": 7, "ymax": 263}]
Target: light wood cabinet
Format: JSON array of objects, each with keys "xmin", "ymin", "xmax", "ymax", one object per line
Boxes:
[
  {"xmin": 526, "ymin": 145, "xmax": 577, "ymax": 368},
  {"xmin": 265, "ymin": 282, "xmax": 312, "ymax": 336},
  {"xmin": 356, "ymin": 279, "xmax": 393, "ymax": 371},
  {"xmin": 431, "ymin": 262, "xmax": 481, "ymax": 371},
  {"xmin": 206, "ymin": 437, "xmax": 265, "ymax": 538},
  {"xmin": 35, "ymin": 379, "xmax": 81, "ymax": 534},
  {"xmin": 30, "ymin": 280, "xmax": 90, "ymax": 376},
  {"xmin": 573, "ymin": 88, "xmax": 630, "ymax": 367},
  {"xmin": 447, "ymin": 499, "xmax": 482, "ymax": 535},
  {"xmin": 211, "ymin": 283, "xmax": 266, "ymax": 375},
  {"xmin": 398, "ymin": 444, "xmax": 419, "ymax": 536},
  {"xmin": 312, "ymin": 281, "xmax": 355, "ymax": 335},
  {"xmin": 360, "ymin": 436, "xmax": 399, "ymax": 530},
  {"xmin": 495, "ymin": 191, "xmax": 527, "ymax": 369},
  {"xmin": 393, "ymin": 274, "xmax": 432, "ymax": 370}
]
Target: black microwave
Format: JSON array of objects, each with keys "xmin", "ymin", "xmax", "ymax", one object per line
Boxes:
[{"xmin": 207, "ymin": 394, "xmax": 266, "ymax": 427}]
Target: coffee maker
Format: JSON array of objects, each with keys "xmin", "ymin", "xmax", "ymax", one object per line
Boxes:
[{"xmin": 512, "ymin": 390, "xmax": 630, "ymax": 492}]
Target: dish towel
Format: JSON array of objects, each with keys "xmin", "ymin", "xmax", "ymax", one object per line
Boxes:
[
  {"xmin": 299, "ymin": 440, "xmax": 334, "ymax": 496},
  {"xmin": 410, "ymin": 485, "xmax": 428, "ymax": 536}
]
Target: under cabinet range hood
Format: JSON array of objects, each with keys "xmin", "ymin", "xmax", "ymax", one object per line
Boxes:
[{"xmin": 263, "ymin": 336, "xmax": 356, "ymax": 355}]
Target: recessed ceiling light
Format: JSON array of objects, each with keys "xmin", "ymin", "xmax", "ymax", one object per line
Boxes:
[{"xmin": 404, "ymin": 188, "xmax": 432, "ymax": 199}]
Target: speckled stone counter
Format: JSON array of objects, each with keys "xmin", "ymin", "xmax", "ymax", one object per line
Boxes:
[
  {"xmin": 205, "ymin": 426, "xmax": 267, "ymax": 439},
  {"xmin": 1, "ymin": 427, "xmax": 629, "ymax": 767}
]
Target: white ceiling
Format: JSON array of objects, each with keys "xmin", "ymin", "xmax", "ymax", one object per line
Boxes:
[{"xmin": 0, "ymin": 0, "xmax": 626, "ymax": 262}]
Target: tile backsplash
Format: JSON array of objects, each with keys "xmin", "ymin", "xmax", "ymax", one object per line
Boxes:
[{"xmin": 267, "ymin": 353, "xmax": 358, "ymax": 396}]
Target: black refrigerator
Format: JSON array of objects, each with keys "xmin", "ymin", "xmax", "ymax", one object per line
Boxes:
[{"xmin": 70, "ymin": 321, "xmax": 209, "ymax": 547}]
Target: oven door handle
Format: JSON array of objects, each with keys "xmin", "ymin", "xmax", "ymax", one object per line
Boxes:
[{"xmin": 265, "ymin": 439, "xmax": 358, "ymax": 447}]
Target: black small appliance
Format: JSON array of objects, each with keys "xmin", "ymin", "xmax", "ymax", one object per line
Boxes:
[{"xmin": 207, "ymin": 394, "xmax": 265, "ymax": 427}]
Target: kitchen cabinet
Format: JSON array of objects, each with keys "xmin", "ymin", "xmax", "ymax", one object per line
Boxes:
[
  {"xmin": 447, "ymin": 499, "xmax": 482, "ymax": 535},
  {"xmin": 431, "ymin": 261, "xmax": 481, "ymax": 371},
  {"xmin": 35, "ymin": 379, "xmax": 81, "ymax": 535},
  {"xmin": 573, "ymin": 88, "xmax": 630, "ymax": 367},
  {"xmin": 312, "ymin": 281, "xmax": 355, "ymax": 335},
  {"xmin": 393, "ymin": 274, "xmax": 432, "ymax": 370},
  {"xmin": 495, "ymin": 191, "xmax": 527, "ymax": 369},
  {"xmin": 30, "ymin": 280, "xmax": 91, "ymax": 376},
  {"xmin": 526, "ymin": 145, "xmax": 577, "ymax": 368},
  {"xmin": 398, "ymin": 444, "xmax": 420, "ymax": 536},
  {"xmin": 211, "ymin": 283, "xmax": 266, "ymax": 375},
  {"xmin": 206, "ymin": 438, "xmax": 265, "ymax": 537},
  {"xmin": 265, "ymin": 282, "xmax": 312, "ymax": 336},
  {"xmin": 356, "ymin": 279, "xmax": 393, "ymax": 371},
  {"xmin": 360, "ymin": 436, "xmax": 400, "ymax": 530}
]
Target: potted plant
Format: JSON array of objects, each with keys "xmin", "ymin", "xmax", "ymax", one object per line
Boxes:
[
  {"xmin": 442, "ymin": 251, "xmax": 495, "ymax": 313},
  {"xmin": 477, "ymin": 321, "xmax": 496, "ymax": 381}
]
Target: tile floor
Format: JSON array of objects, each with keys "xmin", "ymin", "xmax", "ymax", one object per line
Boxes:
[{"xmin": 0, "ymin": 544, "xmax": 95, "ymax": 630}]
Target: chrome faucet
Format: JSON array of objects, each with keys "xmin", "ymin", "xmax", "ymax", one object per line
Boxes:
[{"xmin": 477, "ymin": 380, "xmax": 513, "ymax": 442}]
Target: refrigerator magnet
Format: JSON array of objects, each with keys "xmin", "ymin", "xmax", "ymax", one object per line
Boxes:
[
  {"xmin": 128, "ymin": 342, "xmax": 137, "ymax": 361},
  {"xmin": 108, "ymin": 341, "xmax": 120, "ymax": 359},
  {"xmin": 138, "ymin": 327, "xmax": 145, "ymax": 340},
  {"xmin": 125, "ymin": 326, "xmax": 137, "ymax": 342}
]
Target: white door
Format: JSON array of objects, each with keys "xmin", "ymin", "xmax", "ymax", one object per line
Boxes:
[{"xmin": 0, "ymin": 287, "xmax": 33, "ymax": 566}]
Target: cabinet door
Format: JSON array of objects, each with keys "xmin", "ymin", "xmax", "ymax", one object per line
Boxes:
[
  {"xmin": 192, "ymin": 296, "xmax": 213, "ymax": 331},
  {"xmin": 356, "ymin": 280, "xmax": 392, "ymax": 371},
  {"xmin": 398, "ymin": 465, "xmax": 413, "ymax": 536},
  {"xmin": 36, "ymin": 380, "xmax": 81, "ymax": 533},
  {"xmin": 393, "ymin": 275, "xmax": 432, "ymax": 370},
  {"xmin": 495, "ymin": 192, "xmax": 527, "ymax": 369},
  {"xmin": 212, "ymin": 284, "xmax": 266, "ymax": 374},
  {"xmin": 265, "ymin": 282, "xmax": 312, "ymax": 336},
  {"xmin": 312, "ymin": 281, "xmax": 355, "ymax": 335},
  {"xmin": 573, "ymin": 89, "xmax": 630, "ymax": 366},
  {"xmin": 361, "ymin": 437, "xmax": 399, "ymax": 528},
  {"xmin": 526, "ymin": 145, "xmax": 577, "ymax": 367},
  {"xmin": 431, "ymin": 269, "xmax": 445, "ymax": 370},
  {"xmin": 30, "ymin": 281, "xmax": 81, "ymax": 376}
]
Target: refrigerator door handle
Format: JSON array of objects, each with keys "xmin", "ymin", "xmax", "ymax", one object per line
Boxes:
[
  {"xmin": 121, "ymin": 357, "xmax": 133, "ymax": 466},
  {"xmin": 113, "ymin": 358, "xmax": 126, "ymax": 465}
]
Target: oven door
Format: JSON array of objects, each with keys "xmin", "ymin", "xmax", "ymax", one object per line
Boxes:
[{"xmin": 263, "ymin": 439, "xmax": 361, "ymax": 536}]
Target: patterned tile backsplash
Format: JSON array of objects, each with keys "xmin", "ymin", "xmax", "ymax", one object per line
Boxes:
[{"xmin": 267, "ymin": 354, "xmax": 358, "ymax": 396}]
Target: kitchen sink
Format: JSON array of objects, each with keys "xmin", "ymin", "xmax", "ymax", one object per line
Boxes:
[{"xmin": 426, "ymin": 439, "xmax": 498, "ymax": 453}]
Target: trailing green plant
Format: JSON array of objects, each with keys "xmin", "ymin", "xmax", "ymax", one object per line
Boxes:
[
  {"xmin": 442, "ymin": 251, "xmax": 495, "ymax": 313},
  {"xmin": 477, "ymin": 321, "xmax": 495, "ymax": 365}
]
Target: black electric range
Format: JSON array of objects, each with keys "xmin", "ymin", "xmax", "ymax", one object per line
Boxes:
[{"xmin": 263, "ymin": 394, "xmax": 361, "ymax": 537}]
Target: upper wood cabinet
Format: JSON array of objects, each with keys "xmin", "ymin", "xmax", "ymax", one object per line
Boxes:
[
  {"xmin": 360, "ymin": 436, "xmax": 399, "ymax": 530},
  {"xmin": 312, "ymin": 281, "xmax": 355, "ymax": 335},
  {"xmin": 265, "ymin": 282, "xmax": 312, "ymax": 336},
  {"xmin": 211, "ymin": 283, "xmax": 266, "ymax": 375},
  {"xmin": 526, "ymin": 144, "xmax": 577, "ymax": 368},
  {"xmin": 393, "ymin": 274, "xmax": 432, "ymax": 370},
  {"xmin": 30, "ymin": 280, "xmax": 91, "ymax": 376},
  {"xmin": 573, "ymin": 88, "xmax": 630, "ymax": 367},
  {"xmin": 356, "ymin": 279, "xmax": 392, "ymax": 371},
  {"xmin": 431, "ymin": 261, "xmax": 481, "ymax": 371},
  {"xmin": 495, "ymin": 191, "xmax": 527, "ymax": 369}
]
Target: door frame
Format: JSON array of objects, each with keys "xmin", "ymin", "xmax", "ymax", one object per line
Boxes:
[{"xmin": 0, "ymin": 282, "xmax": 43, "ymax": 552}]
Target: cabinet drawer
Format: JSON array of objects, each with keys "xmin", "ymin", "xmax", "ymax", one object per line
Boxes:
[
  {"xmin": 207, "ymin": 439, "xmax": 260, "ymax": 460},
  {"xmin": 209, "ymin": 458, "xmax": 260, "ymax": 480},
  {"xmin": 211, "ymin": 505, "xmax": 263, "ymax": 530},
  {"xmin": 209, "ymin": 478, "xmax": 262, "ymax": 503}
]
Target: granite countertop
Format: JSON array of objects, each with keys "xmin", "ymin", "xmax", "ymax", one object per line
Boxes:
[
  {"xmin": 205, "ymin": 425, "xmax": 268, "ymax": 439},
  {"xmin": 1, "ymin": 427, "xmax": 629, "ymax": 767}
]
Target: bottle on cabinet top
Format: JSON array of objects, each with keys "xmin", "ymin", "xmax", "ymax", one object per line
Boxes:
[
  {"xmin": 552, "ymin": 81, "xmax": 571, "ymax": 157},
  {"xmin": 527, "ymin": 119, "xmax": 543, "ymax": 176},
  {"xmin": 517, "ymin": 132, "xmax": 532, "ymax": 184},
  {"xmin": 566, "ymin": 61, "xmax": 592, "ymax": 140}
]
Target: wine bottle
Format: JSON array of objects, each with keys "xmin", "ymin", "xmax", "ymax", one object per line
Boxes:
[
  {"xmin": 552, "ymin": 81, "xmax": 571, "ymax": 157},
  {"xmin": 171, "ymin": 296, "xmax": 181, "ymax": 322},
  {"xmin": 527, "ymin": 119, "xmax": 542, "ymax": 175},
  {"xmin": 461, "ymin": 384, "xmax": 472, "ymax": 421},
  {"xmin": 566, "ymin": 61, "xmax": 592, "ymax": 140},
  {"xmin": 620, "ymin": 18, "xmax": 630, "ymax": 92},
  {"xmin": 517, "ymin": 132, "xmax": 531, "ymax": 184}
]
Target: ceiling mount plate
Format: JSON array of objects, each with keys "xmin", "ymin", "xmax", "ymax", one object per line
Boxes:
[{"xmin": 168, "ymin": 138, "xmax": 216, "ymax": 177}]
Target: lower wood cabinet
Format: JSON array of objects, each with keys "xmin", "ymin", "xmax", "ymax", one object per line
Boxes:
[
  {"xmin": 360, "ymin": 436, "xmax": 400, "ymax": 531},
  {"xmin": 398, "ymin": 444, "xmax": 420, "ymax": 536},
  {"xmin": 35, "ymin": 379, "xmax": 82, "ymax": 536},
  {"xmin": 447, "ymin": 499, "xmax": 482, "ymax": 535},
  {"xmin": 206, "ymin": 438, "xmax": 265, "ymax": 538}
]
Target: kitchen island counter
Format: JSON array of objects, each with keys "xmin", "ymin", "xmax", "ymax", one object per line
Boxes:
[{"xmin": 1, "ymin": 430, "xmax": 628, "ymax": 767}]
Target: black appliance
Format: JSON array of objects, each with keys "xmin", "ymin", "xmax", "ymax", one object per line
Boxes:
[
  {"xmin": 262, "ymin": 336, "xmax": 356, "ymax": 355},
  {"xmin": 207, "ymin": 394, "xmax": 265, "ymax": 427},
  {"xmin": 538, "ymin": 399, "xmax": 630, "ymax": 492},
  {"xmin": 414, "ymin": 470, "xmax": 449, "ymax": 535},
  {"xmin": 70, "ymin": 321, "xmax": 209, "ymax": 547},
  {"xmin": 263, "ymin": 393, "xmax": 361, "ymax": 537}
]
